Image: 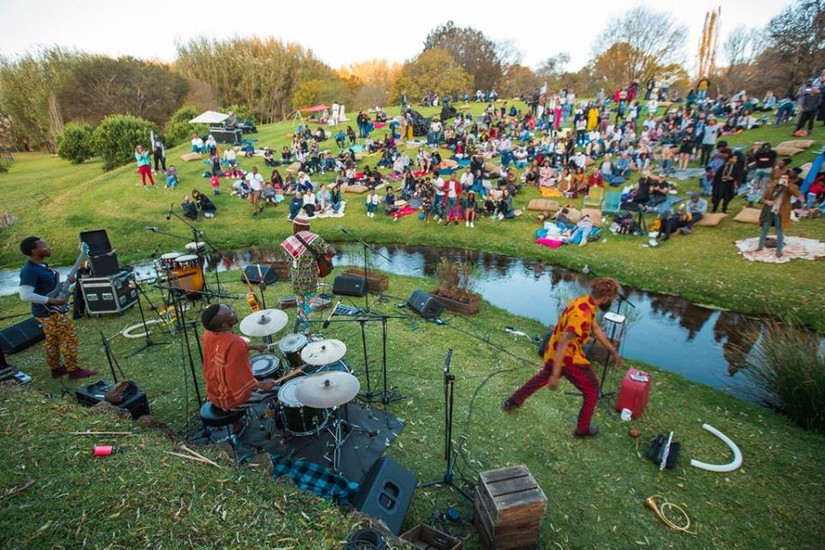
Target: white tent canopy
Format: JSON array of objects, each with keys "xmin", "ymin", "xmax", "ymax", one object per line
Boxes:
[{"xmin": 189, "ymin": 110, "xmax": 229, "ymax": 124}]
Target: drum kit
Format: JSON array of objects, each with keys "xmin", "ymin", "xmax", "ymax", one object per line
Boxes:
[
  {"xmin": 237, "ymin": 308, "xmax": 366, "ymax": 473},
  {"xmin": 154, "ymin": 243, "xmax": 206, "ymax": 294}
]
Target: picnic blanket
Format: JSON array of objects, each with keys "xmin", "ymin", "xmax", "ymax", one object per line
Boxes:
[
  {"xmin": 670, "ymin": 168, "xmax": 707, "ymax": 181},
  {"xmin": 390, "ymin": 205, "xmax": 418, "ymax": 219},
  {"xmin": 735, "ymin": 237, "xmax": 825, "ymax": 264},
  {"xmin": 271, "ymin": 455, "xmax": 358, "ymax": 505}
]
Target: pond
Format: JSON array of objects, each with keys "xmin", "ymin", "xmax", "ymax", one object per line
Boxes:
[{"xmin": 1, "ymin": 243, "xmax": 770, "ymax": 400}]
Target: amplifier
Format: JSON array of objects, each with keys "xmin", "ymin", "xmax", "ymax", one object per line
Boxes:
[
  {"xmin": 81, "ymin": 270, "xmax": 137, "ymax": 315},
  {"xmin": 0, "ymin": 317, "xmax": 44, "ymax": 354},
  {"xmin": 332, "ymin": 274, "xmax": 366, "ymax": 297},
  {"xmin": 75, "ymin": 379, "xmax": 150, "ymax": 419}
]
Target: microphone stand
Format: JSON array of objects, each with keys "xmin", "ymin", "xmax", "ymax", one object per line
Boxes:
[
  {"xmin": 420, "ymin": 349, "xmax": 471, "ymax": 501},
  {"xmin": 165, "ymin": 209, "xmax": 225, "ymax": 297},
  {"xmin": 339, "ymin": 227, "xmax": 392, "ymax": 313},
  {"xmin": 128, "ymin": 273, "xmax": 170, "ymax": 357}
]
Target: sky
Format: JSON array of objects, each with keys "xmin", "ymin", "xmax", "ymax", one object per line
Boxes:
[{"xmin": 0, "ymin": 0, "xmax": 792, "ymax": 75}]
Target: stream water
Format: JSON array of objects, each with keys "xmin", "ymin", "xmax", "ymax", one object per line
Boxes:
[{"xmin": 1, "ymin": 244, "xmax": 777, "ymax": 400}]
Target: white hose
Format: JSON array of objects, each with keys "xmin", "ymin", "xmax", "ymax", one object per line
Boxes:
[
  {"xmin": 121, "ymin": 319, "xmax": 165, "ymax": 339},
  {"xmin": 690, "ymin": 423, "xmax": 743, "ymax": 472}
]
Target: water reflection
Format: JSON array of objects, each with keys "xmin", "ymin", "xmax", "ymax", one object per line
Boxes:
[{"xmin": 0, "ymin": 244, "xmax": 785, "ymax": 399}]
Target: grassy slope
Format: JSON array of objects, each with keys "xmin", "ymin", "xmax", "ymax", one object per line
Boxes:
[
  {"xmin": 1, "ymin": 274, "xmax": 824, "ymax": 549},
  {"xmin": 1, "ymin": 105, "xmax": 823, "ymax": 331}
]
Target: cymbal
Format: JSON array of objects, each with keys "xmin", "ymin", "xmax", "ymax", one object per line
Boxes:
[
  {"xmin": 300, "ymin": 339, "xmax": 347, "ymax": 366},
  {"xmin": 295, "ymin": 371, "xmax": 360, "ymax": 408},
  {"xmin": 239, "ymin": 309, "xmax": 289, "ymax": 337}
]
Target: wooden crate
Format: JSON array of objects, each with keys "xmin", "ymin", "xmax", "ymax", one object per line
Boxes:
[
  {"xmin": 473, "ymin": 465, "xmax": 546, "ymax": 549},
  {"xmin": 342, "ymin": 268, "xmax": 389, "ymax": 292},
  {"xmin": 401, "ymin": 524, "xmax": 463, "ymax": 550}
]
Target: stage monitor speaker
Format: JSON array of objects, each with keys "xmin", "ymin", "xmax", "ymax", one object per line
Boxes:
[
  {"xmin": 0, "ymin": 317, "xmax": 45, "ymax": 354},
  {"xmin": 354, "ymin": 457, "xmax": 417, "ymax": 535},
  {"xmin": 406, "ymin": 289, "xmax": 444, "ymax": 319},
  {"xmin": 332, "ymin": 274, "xmax": 366, "ymax": 297},
  {"xmin": 241, "ymin": 264, "xmax": 277, "ymax": 285}
]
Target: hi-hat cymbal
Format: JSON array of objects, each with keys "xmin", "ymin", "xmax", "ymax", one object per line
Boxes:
[
  {"xmin": 295, "ymin": 371, "xmax": 360, "ymax": 408},
  {"xmin": 239, "ymin": 309, "xmax": 289, "ymax": 337},
  {"xmin": 300, "ymin": 339, "xmax": 347, "ymax": 366}
]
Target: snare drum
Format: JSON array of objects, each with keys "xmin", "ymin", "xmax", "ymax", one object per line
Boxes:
[
  {"xmin": 249, "ymin": 353, "xmax": 285, "ymax": 381},
  {"xmin": 159, "ymin": 252, "xmax": 181, "ymax": 271},
  {"xmin": 174, "ymin": 254, "xmax": 200, "ymax": 270},
  {"xmin": 277, "ymin": 378, "xmax": 329, "ymax": 436},
  {"xmin": 278, "ymin": 333, "xmax": 308, "ymax": 370},
  {"xmin": 304, "ymin": 358, "xmax": 352, "ymax": 376},
  {"xmin": 186, "ymin": 241, "xmax": 206, "ymax": 254}
]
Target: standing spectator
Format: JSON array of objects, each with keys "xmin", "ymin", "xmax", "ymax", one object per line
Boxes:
[
  {"xmin": 794, "ymin": 83, "xmax": 822, "ymax": 136},
  {"xmin": 153, "ymin": 138, "xmax": 166, "ymax": 173},
  {"xmin": 756, "ymin": 173, "xmax": 800, "ymax": 258},
  {"xmin": 134, "ymin": 145, "xmax": 155, "ymax": 189},
  {"xmin": 463, "ymin": 191, "xmax": 477, "ymax": 228},
  {"xmin": 365, "ymin": 188, "xmax": 380, "ymax": 218},
  {"xmin": 246, "ymin": 166, "xmax": 264, "ymax": 216},
  {"xmin": 700, "ymin": 116, "xmax": 720, "ymax": 167}
]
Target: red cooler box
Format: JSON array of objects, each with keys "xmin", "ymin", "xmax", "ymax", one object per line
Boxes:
[{"xmin": 614, "ymin": 369, "xmax": 651, "ymax": 419}]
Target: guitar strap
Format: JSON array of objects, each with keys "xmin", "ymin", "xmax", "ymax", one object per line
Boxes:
[{"xmin": 294, "ymin": 233, "xmax": 320, "ymax": 260}]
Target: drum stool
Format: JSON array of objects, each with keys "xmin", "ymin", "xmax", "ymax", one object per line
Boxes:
[{"xmin": 199, "ymin": 400, "xmax": 249, "ymax": 462}]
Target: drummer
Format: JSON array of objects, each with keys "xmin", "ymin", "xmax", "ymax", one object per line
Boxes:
[{"xmin": 201, "ymin": 304, "xmax": 277, "ymax": 415}]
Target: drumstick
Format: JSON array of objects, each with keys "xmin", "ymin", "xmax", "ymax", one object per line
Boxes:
[{"xmin": 273, "ymin": 368, "xmax": 304, "ymax": 386}]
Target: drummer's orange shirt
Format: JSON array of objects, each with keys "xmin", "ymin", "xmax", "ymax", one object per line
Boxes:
[{"xmin": 202, "ymin": 330, "xmax": 257, "ymax": 410}]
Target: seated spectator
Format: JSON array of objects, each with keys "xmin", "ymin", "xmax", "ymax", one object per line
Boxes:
[
  {"xmin": 232, "ymin": 178, "xmax": 250, "ymax": 199},
  {"xmin": 263, "ymin": 147, "xmax": 276, "ymax": 167},
  {"xmin": 684, "ymin": 191, "xmax": 707, "ymax": 229},
  {"xmin": 649, "ymin": 173, "xmax": 670, "ymax": 208},
  {"xmin": 181, "ymin": 195, "xmax": 198, "ymax": 220},
  {"xmin": 192, "ymin": 189, "xmax": 216, "ymax": 218},
  {"xmin": 191, "ymin": 134, "xmax": 204, "ymax": 153},
  {"xmin": 262, "ymin": 182, "xmax": 278, "ymax": 205},
  {"xmin": 384, "ymin": 186, "xmax": 399, "ymax": 217},
  {"xmin": 567, "ymin": 214, "xmax": 594, "ymax": 246},
  {"xmin": 302, "ymin": 189, "xmax": 316, "ymax": 217},
  {"xmin": 288, "ymin": 192, "xmax": 303, "ymax": 220},
  {"xmin": 205, "ymin": 135, "xmax": 217, "ymax": 155},
  {"xmin": 165, "ymin": 166, "xmax": 179, "ymax": 190},
  {"xmin": 281, "ymin": 146, "xmax": 292, "ymax": 164},
  {"xmin": 316, "ymin": 184, "xmax": 332, "ymax": 213},
  {"xmin": 330, "ymin": 183, "xmax": 344, "ymax": 213}
]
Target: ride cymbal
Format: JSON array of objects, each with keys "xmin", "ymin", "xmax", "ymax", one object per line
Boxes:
[
  {"xmin": 295, "ymin": 371, "xmax": 360, "ymax": 408},
  {"xmin": 300, "ymin": 339, "xmax": 347, "ymax": 366},
  {"xmin": 239, "ymin": 309, "xmax": 289, "ymax": 337}
]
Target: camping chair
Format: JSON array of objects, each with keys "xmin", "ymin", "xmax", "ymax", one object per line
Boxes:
[
  {"xmin": 602, "ymin": 191, "xmax": 622, "ymax": 214},
  {"xmin": 582, "ymin": 186, "xmax": 605, "ymax": 209}
]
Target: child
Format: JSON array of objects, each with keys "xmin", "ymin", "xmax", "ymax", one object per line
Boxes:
[
  {"xmin": 210, "ymin": 174, "xmax": 220, "ymax": 195},
  {"xmin": 263, "ymin": 182, "xmax": 277, "ymax": 206},
  {"xmin": 365, "ymin": 188, "xmax": 380, "ymax": 218},
  {"xmin": 165, "ymin": 166, "xmax": 179, "ymax": 190}
]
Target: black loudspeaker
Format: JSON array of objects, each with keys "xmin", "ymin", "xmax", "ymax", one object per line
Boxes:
[
  {"xmin": 406, "ymin": 289, "xmax": 444, "ymax": 319},
  {"xmin": 241, "ymin": 264, "xmax": 277, "ymax": 285},
  {"xmin": 89, "ymin": 252, "xmax": 120, "ymax": 277},
  {"xmin": 332, "ymin": 274, "xmax": 366, "ymax": 297},
  {"xmin": 0, "ymin": 318, "xmax": 45, "ymax": 354},
  {"xmin": 354, "ymin": 457, "xmax": 417, "ymax": 535}
]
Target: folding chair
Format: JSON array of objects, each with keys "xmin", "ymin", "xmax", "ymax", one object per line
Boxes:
[
  {"xmin": 602, "ymin": 191, "xmax": 622, "ymax": 214},
  {"xmin": 582, "ymin": 186, "xmax": 605, "ymax": 209}
]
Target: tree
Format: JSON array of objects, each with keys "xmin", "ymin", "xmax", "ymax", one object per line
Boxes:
[
  {"xmin": 424, "ymin": 21, "xmax": 502, "ymax": 90},
  {"xmin": 592, "ymin": 6, "xmax": 688, "ymax": 85},
  {"xmin": 390, "ymin": 48, "xmax": 472, "ymax": 105},
  {"xmin": 497, "ymin": 66, "xmax": 541, "ymax": 98},
  {"xmin": 754, "ymin": 0, "xmax": 825, "ymax": 97},
  {"xmin": 536, "ymin": 52, "xmax": 571, "ymax": 81},
  {"xmin": 175, "ymin": 37, "xmax": 332, "ymax": 123},
  {"xmin": 720, "ymin": 26, "xmax": 765, "ymax": 94},
  {"xmin": 57, "ymin": 56, "xmax": 188, "ymax": 127}
]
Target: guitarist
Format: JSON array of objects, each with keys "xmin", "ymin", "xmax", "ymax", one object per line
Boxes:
[
  {"xmin": 18, "ymin": 237, "xmax": 97, "ymax": 380},
  {"xmin": 280, "ymin": 216, "xmax": 335, "ymax": 333}
]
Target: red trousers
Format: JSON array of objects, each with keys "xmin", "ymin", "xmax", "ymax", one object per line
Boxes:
[{"xmin": 510, "ymin": 361, "xmax": 600, "ymax": 433}]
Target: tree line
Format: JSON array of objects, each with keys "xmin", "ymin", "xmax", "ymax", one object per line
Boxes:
[{"xmin": 0, "ymin": 0, "xmax": 820, "ymax": 157}]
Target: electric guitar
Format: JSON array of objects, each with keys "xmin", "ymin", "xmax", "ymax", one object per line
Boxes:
[{"xmin": 45, "ymin": 243, "xmax": 89, "ymax": 314}]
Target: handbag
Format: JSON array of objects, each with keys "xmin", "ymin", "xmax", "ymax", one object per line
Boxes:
[{"xmin": 294, "ymin": 233, "xmax": 334, "ymax": 278}]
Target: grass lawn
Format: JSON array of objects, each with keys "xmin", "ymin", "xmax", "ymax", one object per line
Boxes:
[
  {"xmin": 1, "ymin": 102, "xmax": 824, "ymax": 548},
  {"xmin": 1, "ymin": 272, "xmax": 824, "ymax": 549}
]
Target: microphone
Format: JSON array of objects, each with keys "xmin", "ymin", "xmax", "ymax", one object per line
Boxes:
[
  {"xmin": 150, "ymin": 243, "xmax": 161, "ymax": 258},
  {"xmin": 323, "ymin": 300, "xmax": 341, "ymax": 329},
  {"xmin": 166, "ymin": 203, "xmax": 174, "ymax": 220},
  {"xmin": 145, "ymin": 227, "xmax": 159, "ymax": 232},
  {"xmin": 339, "ymin": 226, "xmax": 351, "ymax": 236}
]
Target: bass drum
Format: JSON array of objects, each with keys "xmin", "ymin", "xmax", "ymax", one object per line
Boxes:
[
  {"xmin": 277, "ymin": 378, "xmax": 329, "ymax": 436},
  {"xmin": 304, "ymin": 358, "xmax": 352, "ymax": 376}
]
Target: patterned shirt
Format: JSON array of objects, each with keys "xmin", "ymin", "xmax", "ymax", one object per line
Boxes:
[
  {"xmin": 543, "ymin": 295, "xmax": 596, "ymax": 368},
  {"xmin": 202, "ymin": 330, "xmax": 256, "ymax": 410}
]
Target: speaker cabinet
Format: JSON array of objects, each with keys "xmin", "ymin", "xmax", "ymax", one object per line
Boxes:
[
  {"xmin": 354, "ymin": 457, "xmax": 417, "ymax": 535},
  {"xmin": 0, "ymin": 318, "xmax": 44, "ymax": 354},
  {"xmin": 89, "ymin": 252, "xmax": 120, "ymax": 277},
  {"xmin": 332, "ymin": 274, "xmax": 366, "ymax": 297},
  {"xmin": 407, "ymin": 290, "xmax": 444, "ymax": 319},
  {"xmin": 241, "ymin": 264, "xmax": 277, "ymax": 285}
]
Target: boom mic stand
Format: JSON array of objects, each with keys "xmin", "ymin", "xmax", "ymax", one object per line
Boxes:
[
  {"xmin": 338, "ymin": 227, "xmax": 392, "ymax": 313},
  {"xmin": 420, "ymin": 349, "xmax": 472, "ymax": 501}
]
